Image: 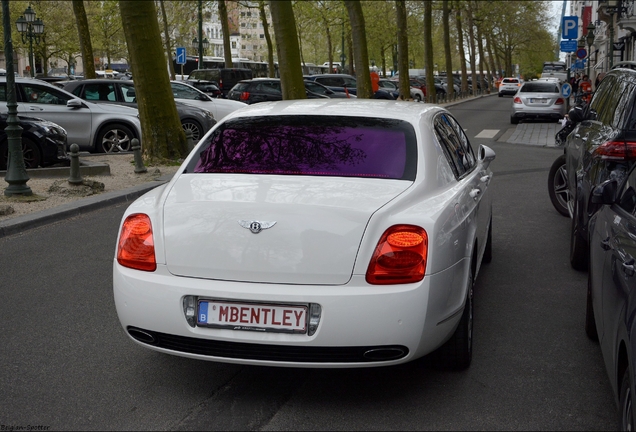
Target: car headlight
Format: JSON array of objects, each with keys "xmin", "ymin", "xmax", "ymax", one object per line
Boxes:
[{"xmin": 203, "ymin": 110, "xmax": 214, "ymax": 120}]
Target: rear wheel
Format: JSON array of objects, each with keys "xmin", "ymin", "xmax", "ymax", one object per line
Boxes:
[
  {"xmin": 433, "ymin": 269, "xmax": 473, "ymax": 370},
  {"xmin": 483, "ymin": 218, "xmax": 492, "ymax": 263},
  {"xmin": 0, "ymin": 137, "xmax": 42, "ymax": 170},
  {"xmin": 585, "ymin": 273, "xmax": 598, "ymax": 341},
  {"xmin": 511, "ymin": 116, "xmax": 519, "ymax": 125},
  {"xmin": 181, "ymin": 119, "xmax": 203, "ymax": 142},
  {"xmin": 414, "ymin": 93, "xmax": 422, "ymax": 103},
  {"xmin": 620, "ymin": 369, "xmax": 635, "ymax": 431},
  {"xmin": 548, "ymin": 154, "xmax": 570, "ymax": 217},
  {"xmin": 570, "ymin": 199, "xmax": 589, "ymax": 271},
  {"xmin": 96, "ymin": 123, "xmax": 134, "ymax": 153}
]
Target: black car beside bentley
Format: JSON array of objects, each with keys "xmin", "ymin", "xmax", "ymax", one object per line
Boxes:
[{"xmin": 0, "ymin": 114, "xmax": 68, "ymax": 170}]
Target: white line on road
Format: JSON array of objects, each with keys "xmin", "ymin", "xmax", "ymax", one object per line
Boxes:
[{"xmin": 474, "ymin": 129, "xmax": 500, "ymax": 139}]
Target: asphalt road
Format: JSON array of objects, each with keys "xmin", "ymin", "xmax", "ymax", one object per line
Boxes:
[{"xmin": 0, "ymin": 95, "xmax": 618, "ymax": 431}]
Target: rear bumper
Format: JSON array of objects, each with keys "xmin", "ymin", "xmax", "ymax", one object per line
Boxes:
[{"xmin": 114, "ymin": 258, "xmax": 470, "ymax": 368}]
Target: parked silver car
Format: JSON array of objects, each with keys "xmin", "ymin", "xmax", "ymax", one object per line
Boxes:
[
  {"xmin": 170, "ymin": 81, "xmax": 247, "ymax": 121},
  {"xmin": 61, "ymin": 79, "xmax": 216, "ymax": 141},
  {"xmin": 510, "ymin": 80, "xmax": 565, "ymax": 124},
  {"xmin": 0, "ymin": 77, "xmax": 141, "ymax": 153}
]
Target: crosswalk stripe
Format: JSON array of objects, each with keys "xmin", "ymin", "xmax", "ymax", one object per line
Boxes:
[{"xmin": 474, "ymin": 129, "xmax": 499, "ymax": 139}]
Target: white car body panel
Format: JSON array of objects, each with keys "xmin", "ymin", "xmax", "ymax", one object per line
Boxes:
[{"xmin": 113, "ymin": 99, "xmax": 495, "ymax": 368}]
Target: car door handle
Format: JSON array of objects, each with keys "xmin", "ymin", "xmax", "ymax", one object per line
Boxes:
[
  {"xmin": 623, "ymin": 258, "xmax": 635, "ymax": 277},
  {"xmin": 480, "ymin": 175, "xmax": 491, "ymax": 183},
  {"xmin": 601, "ymin": 237, "xmax": 611, "ymax": 251},
  {"xmin": 469, "ymin": 189, "xmax": 481, "ymax": 200}
]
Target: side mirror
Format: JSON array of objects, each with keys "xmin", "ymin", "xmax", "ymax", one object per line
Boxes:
[
  {"xmin": 67, "ymin": 98, "xmax": 84, "ymax": 109},
  {"xmin": 591, "ymin": 179, "xmax": 618, "ymax": 205},
  {"xmin": 478, "ymin": 145, "xmax": 496, "ymax": 169},
  {"xmin": 568, "ymin": 106, "xmax": 584, "ymax": 123}
]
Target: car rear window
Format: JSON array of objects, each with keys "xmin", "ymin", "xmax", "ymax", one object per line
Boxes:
[
  {"xmin": 520, "ymin": 83, "xmax": 559, "ymax": 93},
  {"xmin": 503, "ymin": 79, "xmax": 519, "ymax": 84},
  {"xmin": 231, "ymin": 82, "xmax": 250, "ymax": 93},
  {"xmin": 187, "ymin": 115, "xmax": 417, "ymax": 180}
]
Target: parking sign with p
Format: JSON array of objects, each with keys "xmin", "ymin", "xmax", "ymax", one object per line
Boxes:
[{"xmin": 562, "ymin": 16, "xmax": 578, "ymax": 40}]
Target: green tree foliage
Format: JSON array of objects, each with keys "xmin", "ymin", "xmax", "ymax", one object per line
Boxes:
[
  {"xmin": 119, "ymin": 0, "xmax": 186, "ymax": 161},
  {"xmin": 396, "ymin": 1, "xmax": 410, "ymax": 100}
]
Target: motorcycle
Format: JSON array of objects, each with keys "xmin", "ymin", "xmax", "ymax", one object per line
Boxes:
[{"xmin": 548, "ymin": 101, "xmax": 587, "ymax": 217}]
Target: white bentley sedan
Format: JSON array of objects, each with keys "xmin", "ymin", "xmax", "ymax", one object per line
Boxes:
[{"xmin": 113, "ymin": 99, "xmax": 495, "ymax": 369}]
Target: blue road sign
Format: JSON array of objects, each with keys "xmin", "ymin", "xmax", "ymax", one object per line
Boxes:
[
  {"xmin": 560, "ymin": 40, "xmax": 577, "ymax": 52},
  {"xmin": 562, "ymin": 16, "xmax": 578, "ymax": 39},
  {"xmin": 561, "ymin": 83, "xmax": 572, "ymax": 98},
  {"xmin": 176, "ymin": 47, "xmax": 186, "ymax": 65}
]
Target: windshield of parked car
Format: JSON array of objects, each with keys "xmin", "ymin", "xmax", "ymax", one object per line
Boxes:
[
  {"xmin": 520, "ymin": 83, "xmax": 559, "ymax": 93},
  {"xmin": 171, "ymin": 83, "xmax": 209, "ymax": 100},
  {"xmin": 187, "ymin": 115, "xmax": 417, "ymax": 180}
]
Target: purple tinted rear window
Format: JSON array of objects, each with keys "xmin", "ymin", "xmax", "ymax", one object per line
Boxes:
[{"xmin": 188, "ymin": 115, "xmax": 417, "ymax": 180}]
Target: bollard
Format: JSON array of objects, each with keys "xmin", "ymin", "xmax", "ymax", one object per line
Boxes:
[
  {"xmin": 185, "ymin": 129, "xmax": 194, "ymax": 153},
  {"xmin": 132, "ymin": 138, "xmax": 147, "ymax": 174},
  {"xmin": 68, "ymin": 143, "xmax": 83, "ymax": 185}
]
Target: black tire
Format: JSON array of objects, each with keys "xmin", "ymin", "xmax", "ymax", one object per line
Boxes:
[
  {"xmin": 620, "ymin": 368, "xmax": 635, "ymax": 431},
  {"xmin": 498, "ymin": 93, "xmax": 502, "ymax": 97},
  {"xmin": 483, "ymin": 218, "xmax": 492, "ymax": 263},
  {"xmin": 433, "ymin": 269, "xmax": 473, "ymax": 370},
  {"xmin": 0, "ymin": 137, "xmax": 42, "ymax": 170},
  {"xmin": 511, "ymin": 116, "xmax": 519, "ymax": 125},
  {"xmin": 96, "ymin": 123, "xmax": 135, "ymax": 153},
  {"xmin": 570, "ymin": 199, "xmax": 589, "ymax": 271},
  {"xmin": 585, "ymin": 273, "xmax": 598, "ymax": 341},
  {"xmin": 181, "ymin": 119, "xmax": 203, "ymax": 142},
  {"xmin": 548, "ymin": 154, "xmax": 570, "ymax": 217},
  {"xmin": 414, "ymin": 93, "xmax": 422, "ymax": 103}
]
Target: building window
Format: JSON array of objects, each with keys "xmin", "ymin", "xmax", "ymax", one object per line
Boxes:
[
  {"xmin": 247, "ymin": 11, "xmax": 251, "ymax": 17},
  {"xmin": 260, "ymin": 34, "xmax": 264, "ymax": 39},
  {"xmin": 252, "ymin": 23, "xmax": 257, "ymax": 28},
  {"xmin": 241, "ymin": 22, "xmax": 246, "ymax": 28},
  {"xmin": 241, "ymin": 12, "xmax": 245, "ymax": 17},
  {"xmin": 253, "ymin": 45, "xmax": 258, "ymax": 50},
  {"xmin": 232, "ymin": 41, "xmax": 236, "ymax": 49},
  {"xmin": 242, "ymin": 45, "xmax": 246, "ymax": 50}
]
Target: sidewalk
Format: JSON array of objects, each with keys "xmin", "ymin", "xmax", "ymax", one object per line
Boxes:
[{"xmin": 501, "ymin": 122, "xmax": 562, "ymax": 147}]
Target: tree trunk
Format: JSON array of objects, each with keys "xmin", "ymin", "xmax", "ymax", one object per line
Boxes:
[
  {"xmin": 486, "ymin": 35, "xmax": 497, "ymax": 80},
  {"xmin": 119, "ymin": 0, "xmax": 186, "ymax": 161},
  {"xmin": 259, "ymin": 1, "xmax": 276, "ymax": 78},
  {"xmin": 424, "ymin": 1, "xmax": 435, "ymax": 102},
  {"xmin": 344, "ymin": 1, "xmax": 372, "ymax": 99},
  {"xmin": 395, "ymin": 1, "xmax": 410, "ymax": 100},
  {"xmin": 466, "ymin": 2, "xmax": 477, "ymax": 95},
  {"xmin": 159, "ymin": 0, "xmax": 175, "ymax": 80},
  {"xmin": 219, "ymin": 0, "xmax": 233, "ymax": 68},
  {"xmin": 72, "ymin": 0, "xmax": 96, "ymax": 79},
  {"xmin": 454, "ymin": 3, "xmax": 468, "ymax": 94},
  {"xmin": 269, "ymin": 0, "xmax": 306, "ymax": 100},
  {"xmin": 443, "ymin": 0, "xmax": 454, "ymax": 99}
]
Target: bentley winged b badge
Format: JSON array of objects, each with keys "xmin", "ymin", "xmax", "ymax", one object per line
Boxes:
[{"xmin": 238, "ymin": 220, "xmax": 277, "ymax": 234}]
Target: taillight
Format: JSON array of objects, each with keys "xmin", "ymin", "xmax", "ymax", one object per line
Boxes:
[
  {"xmin": 219, "ymin": 79, "xmax": 223, "ymax": 89},
  {"xmin": 513, "ymin": 96, "xmax": 522, "ymax": 104},
  {"xmin": 593, "ymin": 140, "xmax": 636, "ymax": 161},
  {"xmin": 555, "ymin": 98, "xmax": 564, "ymax": 105},
  {"xmin": 240, "ymin": 91, "xmax": 250, "ymax": 101},
  {"xmin": 366, "ymin": 225, "xmax": 428, "ymax": 285},
  {"xmin": 117, "ymin": 213, "xmax": 156, "ymax": 272}
]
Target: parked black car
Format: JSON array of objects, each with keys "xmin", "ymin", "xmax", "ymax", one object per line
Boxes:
[
  {"xmin": 586, "ymin": 163, "xmax": 636, "ymax": 430},
  {"xmin": 565, "ymin": 66, "xmax": 636, "ymax": 270},
  {"xmin": 61, "ymin": 79, "xmax": 217, "ymax": 141},
  {"xmin": 303, "ymin": 80, "xmax": 353, "ymax": 98},
  {"xmin": 0, "ymin": 114, "xmax": 68, "ymax": 170},
  {"xmin": 227, "ymin": 78, "xmax": 330, "ymax": 104},
  {"xmin": 186, "ymin": 68, "xmax": 252, "ymax": 98},
  {"xmin": 304, "ymin": 74, "xmax": 395, "ymax": 99}
]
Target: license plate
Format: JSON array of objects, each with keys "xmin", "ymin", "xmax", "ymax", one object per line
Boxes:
[{"xmin": 197, "ymin": 300, "xmax": 308, "ymax": 333}]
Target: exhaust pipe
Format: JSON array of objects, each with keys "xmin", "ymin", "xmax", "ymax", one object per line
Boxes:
[
  {"xmin": 128, "ymin": 327, "xmax": 157, "ymax": 345},
  {"xmin": 363, "ymin": 347, "xmax": 406, "ymax": 361}
]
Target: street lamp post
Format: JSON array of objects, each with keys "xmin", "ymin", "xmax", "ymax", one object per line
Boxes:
[
  {"xmin": 586, "ymin": 22, "xmax": 596, "ymax": 77},
  {"xmin": 2, "ymin": 0, "xmax": 32, "ymax": 196},
  {"xmin": 15, "ymin": 6, "xmax": 44, "ymax": 78},
  {"xmin": 606, "ymin": 0, "xmax": 626, "ymax": 69}
]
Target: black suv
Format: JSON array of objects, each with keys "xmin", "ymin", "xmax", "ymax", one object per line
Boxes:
[
  {"xmin": 227, "ymin": 78, "xmax": 329, "ymax": 104},
  {"xmin": 565, "ymin": 66, "xmax": 636, "ymax": 270},
  {"xmin": 187, "ymin": 68, "xmax": 252, "ymax": 98}
]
